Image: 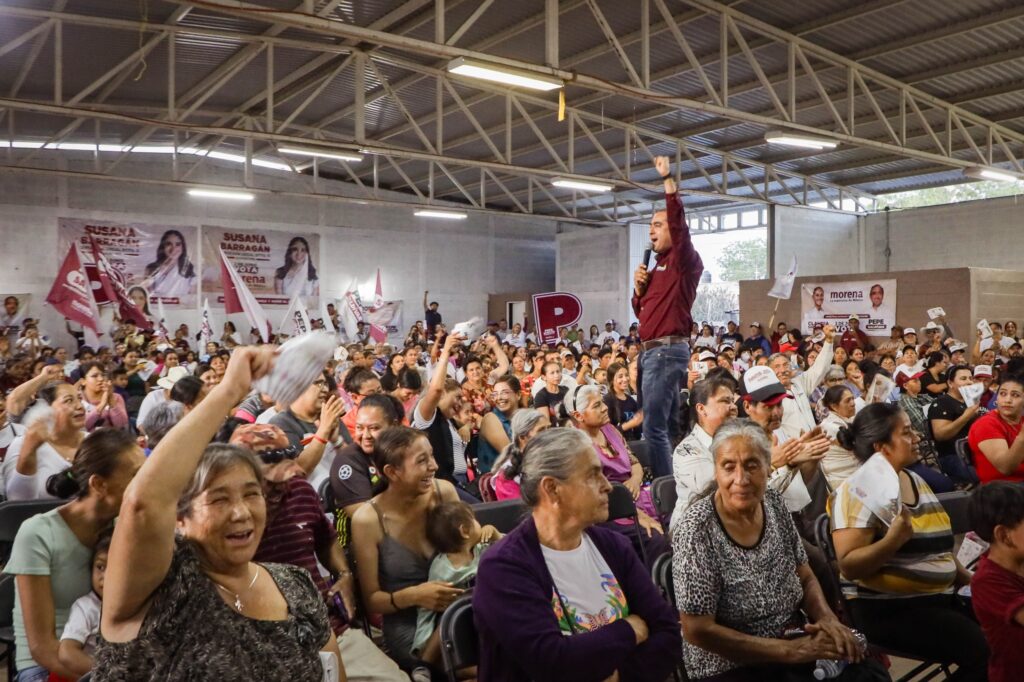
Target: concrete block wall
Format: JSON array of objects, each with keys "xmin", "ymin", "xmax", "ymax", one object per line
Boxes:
[
  {"xmin": 773, "ymin": 205, "xmax": 862, "ymax": 277},
  {"xmin": 556, "ymin": 226, "xmax": 631, "ymax": 333},
  {"xmin": 864, "ymin": 194, "xmax": 1024, "ymax": 272},
  {"xmin": 0, "ymin": 162, "xmax": 557, "ymax": 350}
]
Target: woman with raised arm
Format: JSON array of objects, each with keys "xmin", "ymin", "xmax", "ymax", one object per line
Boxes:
[{"xmin": 94, "ymin": 346, "xmax": 345, "ymax": 681}]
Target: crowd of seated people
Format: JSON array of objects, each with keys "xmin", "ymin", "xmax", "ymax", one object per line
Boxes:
[{"xmin": 3, "ymin": 270, "xmax": 1024, "ymax": 680}]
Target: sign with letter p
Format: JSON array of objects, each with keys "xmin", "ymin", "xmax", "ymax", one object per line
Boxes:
[{"xmin": 532, "ymin": 292, "xmax": 583, "ymax": 345}]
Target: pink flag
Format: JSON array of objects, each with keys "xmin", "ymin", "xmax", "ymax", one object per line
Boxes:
[
  {"xmin": 370, "ymin": 268, "xmax": 386, "ymax": 341},
  {"xmin": 46, "ymin": 243, "xmax": 100, "ymax": 334},
  {"xmin": 219, "ymin": 248, "xmax": 271, "ymax": 342}
]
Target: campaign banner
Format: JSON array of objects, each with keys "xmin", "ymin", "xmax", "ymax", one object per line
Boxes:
[
  {"xmin": 1, "ymin": 294, "xmax": 31, "ymax": 342},
  {"xmin": 532, "ymin": 292, "xmax": 583, "ymax": 345},
  {"xmin": 801, "ymin": 279, "xmax": 897, "ymax": 336},
  {"xmin": 58, "ymin": 218, "xmax": 198, "ymax": 306},
  {"xmin": 366, "ymin": 301, "xmax": 404, "ymax": 340},
  {"xmin": 202, "ymin": 227, "xmax": 320, "ymax": 307}
]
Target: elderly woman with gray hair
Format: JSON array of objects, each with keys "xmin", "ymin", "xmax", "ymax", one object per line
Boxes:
[
  {"xmin": 490, "ymin": 407, "xmax": 550, "ymax": 501},
  {"xmin": 674, "ymin": 418, "xmax": 881, "ymax": 682},
  {"xmin": 92, "ymin": 346, "xmax": 345, "ymax": 681},
  {"xmin": 474, "ymin": 427, "xmax": 682, "ymax": 682}
]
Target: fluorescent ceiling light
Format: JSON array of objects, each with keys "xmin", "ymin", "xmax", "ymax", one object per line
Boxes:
[
  {"xmin": 279, "ymin": 146, "xmax": 363, "ymax": 162},
  {"xmin": 447, "ymin": 57, "xmax": 562, "ymax": 91},
  {"xmin": 551, "ymin": 178, "xmax": 614, "ymax": 193},
  {"xmin": 414, "ymin": 209, "xmax": 467, "ymax": 220},
  {"xmin": 764, "ymin": 130, "xmax": 839, "ymax": 150},
  {"xmin": 963, "ymin": 166, "xmax": 1021, "ymax": 183},
  {"xmin": 187, "ymin": 188, "xmax": 255, "ymax": 201}
]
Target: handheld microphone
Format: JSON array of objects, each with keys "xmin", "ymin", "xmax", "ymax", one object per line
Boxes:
[{"xmin": 642, "ymin": 242, "xmax": 653, "ymax": 269}]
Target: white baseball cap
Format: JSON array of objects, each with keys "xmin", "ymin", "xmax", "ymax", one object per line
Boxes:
[
  {"xmin": 903, "ymin": 328, "xmax": 917, "ymax": 336},
  {"xmin": 974, "ymin": 365, "xmax": 993, "ymax": 379},
  {"xmin": 741, "ymin": 365, "xmax": 791, "ymax": 405}
]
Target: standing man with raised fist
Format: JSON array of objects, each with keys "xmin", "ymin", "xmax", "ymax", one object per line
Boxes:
[{"xmin": 631, "ymin": 156, "xmax": 704, "ymax": 478}]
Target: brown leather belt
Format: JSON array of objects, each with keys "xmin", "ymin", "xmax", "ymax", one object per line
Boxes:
[{"xmin": 640, "ymin": 335, "xmax": 690, "ymax": 352}]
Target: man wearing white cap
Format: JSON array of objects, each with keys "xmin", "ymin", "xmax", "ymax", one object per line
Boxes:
[
  {"xmin": 136, "ymin": 365, "xmax": 189, "ymax": 427},
  {"xmin": 596, "ymin": 319, "xmax": 620, "ymax": 347},
  {"xmin": 839, "ymin": 315, "xmax": 869, "ymax": 355},
  {"xmin": 769, "ymin": 324, "xmax": 836, "ymax": 441}
]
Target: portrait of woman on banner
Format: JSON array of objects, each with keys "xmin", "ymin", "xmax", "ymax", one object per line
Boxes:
[
  {"xmin": 141, "ymin": 230, "xmax": 198, "ymax": 299},
  {"xmin": 274, "ymin": 236, "xmax": 319, "ymax": 297}
]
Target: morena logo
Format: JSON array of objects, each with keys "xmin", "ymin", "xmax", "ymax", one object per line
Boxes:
[{"xmin": 830, "ymin": 291, "xmax": 863, "ymax": 300}]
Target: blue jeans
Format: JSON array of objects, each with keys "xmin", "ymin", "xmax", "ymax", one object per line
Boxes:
[
  {"xmin": 938, "ymin": 453, "xmax": 979, "ymax": 486},
  {"xmin": 16, "ymin": 666, "xmax": 49, "ymax": 682},
  {"xmin": 640, "ymin": 342, "xmax": 690, "ymax": 478}
]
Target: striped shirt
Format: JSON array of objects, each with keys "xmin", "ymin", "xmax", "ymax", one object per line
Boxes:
[{"xmin": 829, "ymin": 469, "xmax": 956, "ymax": 600}]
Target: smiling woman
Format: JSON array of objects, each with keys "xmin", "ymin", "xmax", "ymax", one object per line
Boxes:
[{"xmin": 92, "ymin": 346, "xmax": 344, "ymax": 681}]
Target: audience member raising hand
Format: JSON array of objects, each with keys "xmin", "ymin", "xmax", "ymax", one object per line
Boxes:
[{"xmin": 95, "ymin": 345, "xmax": 346, "ymax": 682}]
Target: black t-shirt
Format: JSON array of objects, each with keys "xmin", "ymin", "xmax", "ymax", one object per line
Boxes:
[
  {"xmin": 929, "ymin": 394, "xmax": 976, "ymax": 457},
  {"xmin": 532, "ymin": 385, "xmax": 569, "ymax": 421},
  {"xmin": 721, "ymin": 332, "xmax": 744, "ymax": 346},
  {"xmin": 605, "ymin": 393, "xmax": 641, "ymax": 441},
  {"xmin": 425, "ymin": 309, "xmax": 442, "ymax": 332},
  {"xmin": 270, "ymin": 409, "xmax": 318, "ymax": 448},
  {"xmin": 919, "ymin": 371, "xmax": 946, "ymax": 396},
  {"xmin": 329, "ymin": 443, "xmax": 379, "ymax": 546}
]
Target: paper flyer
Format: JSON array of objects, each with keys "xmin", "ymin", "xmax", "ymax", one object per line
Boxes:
[{"xmin": 844, "ymin": 453, "xmax": 902, "ymax": 526}]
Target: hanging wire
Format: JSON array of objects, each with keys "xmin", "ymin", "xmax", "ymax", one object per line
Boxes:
[{"xmin": 133, "ymin": 0, "xmax": 149, "ymax": 81}]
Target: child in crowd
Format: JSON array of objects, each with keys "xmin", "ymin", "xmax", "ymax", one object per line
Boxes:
[
  {"xmin": 968, "ymin": 482, "xmax": 1024, "ymax": 682},
  {"xmin": 109, "ymin": 367, "xmax": 130, "ymax": 402},
  {"xmin": 411, "ymin": 501, "xmax": 501, "ymax": 662},
  {"xmin": 58, "ymin": 529, "xmax": 111, "ymax": 674}
]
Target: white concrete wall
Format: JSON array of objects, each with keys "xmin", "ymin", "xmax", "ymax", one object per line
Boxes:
[
  {"xmin": 773, "ymin": 204, "xmax": 862, "ymax": 277},
  {"xmin": 0, "ymin": 162, "xmax": 557, "ymax": 350},
  {"xmin": 556, "ymin": 226, "xmax": 631, "ymax": 333},
  {"xmin": 864, "ymin": 194, "xmax": 1024, "ymax": 272}
]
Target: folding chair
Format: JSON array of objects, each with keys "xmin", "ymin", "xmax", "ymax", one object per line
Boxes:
[
  {"xmin": 472, "ymin": 499, "xmax": 528, "ymax": 534},
  {"xmin": 936, "ymin": 490, "xmax": 971, "ymax": 535},
  {"xmin": 317, "ymin": 477, "xmax": 336, "ymax": 515},
  {"xmin": 0, "ymin": 575, "xmax": 15, "ymax": 681},
  {"xmin": 608, "ymin": 483, "xmax": 647, "ymax": 567},
  {"xmin": 813, "ymin": 514, "xmax": 951, "ymax": 682},
  {"xmin": 650, "ymin": 554, "xmax": 688, "ymax": 682},
  {"xmin": 651, "ymin": 475, "xmax": 678, "ymax": 519},
  {"xmin": 0, "ymin": 499, "xmax": 62, "ymax": 564},
  {"xmin": 439, "ymin": 593, "xmax": 477, "ymax": 682}
]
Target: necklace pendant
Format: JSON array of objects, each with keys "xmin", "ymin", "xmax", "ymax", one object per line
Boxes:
[{"xmin": 234, "ymin": 596, "xmax": 243, "ymax": 612}]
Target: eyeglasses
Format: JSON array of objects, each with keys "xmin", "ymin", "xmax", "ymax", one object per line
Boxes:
[
  {"xmin": 257, "ymin": 445, "xmax": 300, "ymax": 465},
  {"xmin": 312, "ymin": 379, "xmax": 328, "ymax": 390}
]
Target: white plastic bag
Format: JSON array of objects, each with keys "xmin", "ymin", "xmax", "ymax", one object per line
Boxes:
[{"xmin": 255, "ymin": 332, "xmax": 336, "ymax": 407}]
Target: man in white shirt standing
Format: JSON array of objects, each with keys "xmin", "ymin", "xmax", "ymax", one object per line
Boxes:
[
  {"xmin": 769, "ymin": 324, "xmax": 836, "ymax": 441},
  {"xmin": 596, "ymin": 319, "xmax": 620, "ymax": 347}
]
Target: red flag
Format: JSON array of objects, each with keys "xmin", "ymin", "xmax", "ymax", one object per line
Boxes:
[
  {"xmin": 86, "ymin": 237, "xmax": 149, "ymax": 327},
  {"xmin": 46, "ymin": 243, "xmax": 100, "ymax": 334},
  {"xmin": 219, "ymin": 248, "xmax": 271, "ymax": 342}
]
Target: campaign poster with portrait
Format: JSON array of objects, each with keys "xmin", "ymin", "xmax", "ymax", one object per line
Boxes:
[
  {"xmin": 801, "ymin": 279, "xmax": 897, "ymax": 336},
  {"xmin": 1, "ymin": 293, "xmax": 31, "ymax": 343},
  {"xmin": 202, "ymin": 227, "xmax": 320, "ymax": 307},
  {"xmin": 58, "ymin": 219, "xmax": 199, "ymax": 307}
]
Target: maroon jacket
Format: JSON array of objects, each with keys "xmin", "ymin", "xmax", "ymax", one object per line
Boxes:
[{"xmin": 631, "ymin": 192, "xmax": 703, "ymax": 342}]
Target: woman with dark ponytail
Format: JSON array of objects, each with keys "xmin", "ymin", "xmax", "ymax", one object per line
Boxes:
[
  {"xmin": 4, "ymin": 428, "xmax": 145, "ymax": 680},
  {"xmin": 829, "ymin": 403, "xmax": 988, "ymax": 680},
  {"xmin": 491, "ymin": 408, "xmax": 550, "ymax": 501}
]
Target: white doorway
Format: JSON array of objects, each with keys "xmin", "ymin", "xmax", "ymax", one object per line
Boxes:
[{"xmin": 507, "ymin": 300, "xmax": 526, "ymax": 326}]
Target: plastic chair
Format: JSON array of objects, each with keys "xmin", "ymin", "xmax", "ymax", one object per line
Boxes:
[
  {"xmin": 650, "ymin": 554, "xmax": 687, "ymax": 681},
  {"xmin": 607, "ymin": 483, "xmax": 648, "ymax": 567},
  {"xmin": 0, "ymin": 499, "xmax": 62, "ymax": 564},
  {"xmin": 936, "ymin": 490, "xmax": 971, "ymax": 535},
  {"xmin": 651, "ymin": 475, "xmax": 678, "ymax": 518},
  {"xmin": 813, "ymin": 514, "xmax": 950, "ymax": 682},
  {"xmin": 472, "ymin": 499, "xmax": 527, "ymax": 534},
  {"xmin": 954, "ymin": 437, "xmax": 974, "ymax": 467},
  {"xmin": 439, "ymin": 593, "xmax": 477, "ymax": 682},
  {"xmin": 0, "ymin": 574, "xmax": 15, "ymax": 681}
]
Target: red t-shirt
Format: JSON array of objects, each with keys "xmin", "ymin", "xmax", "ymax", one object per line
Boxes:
[
  {"xmin": 631, "ymin": 192, "xmax": 703, "ymax": 341},
  {"xmin": 972, "ymin": 554, "xmax": 1024, "ymax": 682},
  {"xmin": 968, "ymin": 410, "xmax": 1024, "ymax": 483}
]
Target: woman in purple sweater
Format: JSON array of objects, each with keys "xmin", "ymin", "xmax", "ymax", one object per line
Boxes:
[{"xmin": 473, "ymin": 428, "xmax": 681, "ymax": 682}]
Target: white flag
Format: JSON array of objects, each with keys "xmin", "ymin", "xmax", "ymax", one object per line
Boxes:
[
  {"xmin": 219, "ymin": 247, "xmax": 271, "ymax": 343},
  {"xmin": 156, "ymin": 297, "xmax": 170, "ymax": 342},
  {"xmin": 320, "ymin": 299, "xmax": 336, "ymax": 334},
  {"xmin": 279, "ymin": 291, "xmax": 311, "ymax": 336},
  {"xmin": 768, "ymin": 255, "xmax": 798, "ymax": 300},
  {"xmin": 340, "ymin": 289, "xmax": 365, "ymax": 343}
]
